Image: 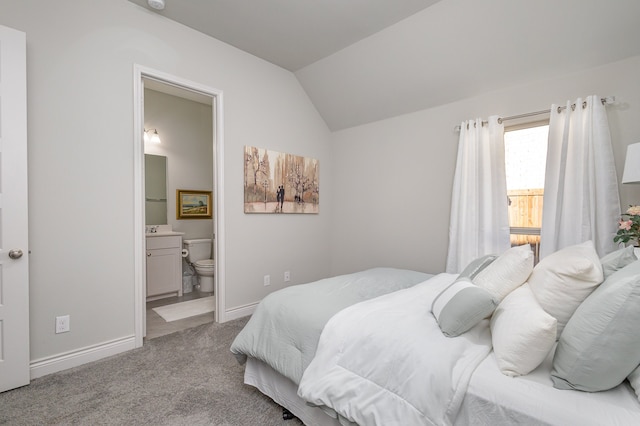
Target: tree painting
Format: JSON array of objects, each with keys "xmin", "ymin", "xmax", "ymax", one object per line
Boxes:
[{"xmin": 244, "ymin": 146, "xmax": 319, "ymax": 214}]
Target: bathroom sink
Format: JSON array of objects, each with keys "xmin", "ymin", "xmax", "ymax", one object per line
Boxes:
[{"xmin": 145, "ymin": 225, "xmax": 184, "ymax": 237}]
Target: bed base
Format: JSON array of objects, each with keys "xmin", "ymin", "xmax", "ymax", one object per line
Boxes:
[
  {"xmin": 244, "ymin": 357, "xmax": 342, "ymax": 426},
  {"xmin": 282, "ymin": 408, "xmax": 296, "ymax": 420}
]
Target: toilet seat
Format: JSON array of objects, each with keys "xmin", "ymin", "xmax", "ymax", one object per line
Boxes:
[
  {"xmin": 193, "ymin": 259, "xmax": 215, "ymax": 277},
  {"xmin": 195, "ymin": 259, "xmax": 214, "ymax": 268}
]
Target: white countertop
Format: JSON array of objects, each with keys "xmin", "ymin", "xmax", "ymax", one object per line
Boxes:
[
  {"xmin": 145, "ymin": 225, "xmax": 184, "ymax": 237},
  {"xmin": 145, "ymin": 231, "xmax": 185, "ymax": 237}
]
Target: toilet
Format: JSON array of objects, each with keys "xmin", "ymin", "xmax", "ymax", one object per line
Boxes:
[{"xmin": 183, "ymin": 238, "xmax": 215, "ymax": 293}]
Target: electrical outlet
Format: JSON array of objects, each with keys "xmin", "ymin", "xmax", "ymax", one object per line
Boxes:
[
  {"xmin": 263, "ymin": 275, "xmax": 271, "ymax": 286},
  {"xmin": 55, "ymin": 315, "xmax": 70, "ymax": 334},
  {"xmin": 284, "ymin": 271, "xmax": 291, "ymax": 282}
]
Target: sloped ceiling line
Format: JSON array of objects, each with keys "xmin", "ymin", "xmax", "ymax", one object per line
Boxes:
[{"xmin": 129, "ymin": 0, "xmax": 640, "ymax": 131}]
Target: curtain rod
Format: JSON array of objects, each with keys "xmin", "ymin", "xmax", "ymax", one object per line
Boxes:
[{"xmin": 454, "ymin": 96, "xmax": 616, "ymax": 132}]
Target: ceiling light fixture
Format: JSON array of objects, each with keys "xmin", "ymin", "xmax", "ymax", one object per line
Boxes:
[
  {"xmin": 144, "ymin": 129, "xmax": 162, "ymax": 144},
  {"xmin": 147, "ymin": 0, "xmax": 165, "ymax": 11}
]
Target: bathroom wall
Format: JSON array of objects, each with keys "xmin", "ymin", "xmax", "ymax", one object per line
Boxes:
[{"xmin": 144, "ymin": 88, "xmax": 214, "ymax": 241}]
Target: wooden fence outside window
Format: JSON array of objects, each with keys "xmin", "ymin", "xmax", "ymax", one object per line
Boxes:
[{"xmin": 508, "ymin": 188, "xmax": 543, "ymax": 263}]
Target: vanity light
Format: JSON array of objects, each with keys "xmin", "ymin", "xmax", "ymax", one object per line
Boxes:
[
  {"xmin": 144, "ymin": 129, "xmax": 162, "ymax": 144},
  {"xmin": 622, "ymin": 143, "xmax": 640, "ymax": 183}
]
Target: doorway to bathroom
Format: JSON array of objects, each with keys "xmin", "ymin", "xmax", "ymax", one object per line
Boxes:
[{"xmin": 133, "ymin": 66, "xmax": 226, "ymax": 347}]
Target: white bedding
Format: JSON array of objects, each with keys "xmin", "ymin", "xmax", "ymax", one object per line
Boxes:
[
  {"xmin": 231, "ymin": 268, "xmax": 432, "ymax": 384},
  {"xmin": 238, "ymin": 270, "xmax": 640, "ymax": 426},
  {"xmin": 458, "ymin": 347, "xmax": 640, "ymax": 426},
  {"xmin": 297, "ymin": 273, "xmax": 493, "ymax": 426},
  {"xmin": 247, "ymin": 352, "xmax": 640, "ymax": 426}
]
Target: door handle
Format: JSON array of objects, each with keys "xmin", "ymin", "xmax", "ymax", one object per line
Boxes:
[{"xmin": 9, "ymin": 249, "xmax": 23, "ymax": 259}]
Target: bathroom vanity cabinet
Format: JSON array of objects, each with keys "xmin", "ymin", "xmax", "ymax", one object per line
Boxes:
[{"xmin": 146, "ymin": 235, "xmax": 183, "ymax": 300}]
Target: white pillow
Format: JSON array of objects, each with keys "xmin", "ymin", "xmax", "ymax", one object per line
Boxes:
[
  {"xmin": 528, "ymin": 241, "xmax": 603, "ymax": 336},
  {"xmin": 474, "ymin": 244, "xmax": 534, "ymax": 302},
  {"xmin": 490, "ymin": 284, "xmax": 557, "ymax": 377}
]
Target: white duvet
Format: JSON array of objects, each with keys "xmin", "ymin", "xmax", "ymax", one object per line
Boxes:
[{"xmin": 297, "ymin": 273, "xmax": 493, "ymax": 426}]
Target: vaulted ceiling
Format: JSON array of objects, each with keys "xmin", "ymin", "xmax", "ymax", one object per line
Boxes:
[{"xmin": 129, "ymin": 0, "xmax": 640, "ymax": 131}]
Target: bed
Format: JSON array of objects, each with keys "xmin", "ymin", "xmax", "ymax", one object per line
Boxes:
[
  {"xmin": 230, "ymin": 243, "xmax": 640, "ymax": 426},
  {"xmin": 231, "ymin": 267, "xmax": 433, "ymax": 385}
]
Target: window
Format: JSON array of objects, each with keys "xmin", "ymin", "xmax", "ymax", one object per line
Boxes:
[{"xmin": 504, "ymin": 123, "xmax": 549, "ymax": 263}]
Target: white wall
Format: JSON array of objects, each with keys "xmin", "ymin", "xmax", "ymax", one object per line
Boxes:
[
  {"xmin": 329, "ymin": 56, "xmax": 640, "ymax": 276},
  {"xmin": 4, "ymin": 0, "xmax": 638, "ymax": 371},
  {"xmin": 0, "ymin": 0, "xmax": 332, "ymax": 363},
  {"xmin": 144, "ymin": 89, "xmax": 214, "ymax": 241},
  {"xmin": 296, "ymin": 0, "xmax": 640, "ymax": 131}
]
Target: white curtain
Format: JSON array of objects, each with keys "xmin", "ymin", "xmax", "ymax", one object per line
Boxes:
[
  {"xmin": 446, "ymin": 116, "xmax": 510, "ymax": 273},
  {"xmin": 539, "ymin": 95, "xmax": 620, "ymax": 259}
]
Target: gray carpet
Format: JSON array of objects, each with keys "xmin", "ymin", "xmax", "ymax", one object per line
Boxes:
[{"xmin": 0, "ymin": 317, "xmax": 304, "ymax": 426}]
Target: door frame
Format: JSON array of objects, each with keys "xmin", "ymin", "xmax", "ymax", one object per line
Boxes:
[{"xmin": 133, "ymin": 65, "xmax": 226, "ymax": 348}]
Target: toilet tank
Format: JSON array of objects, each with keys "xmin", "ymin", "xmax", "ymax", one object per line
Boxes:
[{"xmin": 183, "ymin": 238, "xmax": 212, "ymax": 263}]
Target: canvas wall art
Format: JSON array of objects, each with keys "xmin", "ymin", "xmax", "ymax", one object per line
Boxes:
[{"xmin": 244, "ymin": 146, "xmax": 319, "ymax": 214}]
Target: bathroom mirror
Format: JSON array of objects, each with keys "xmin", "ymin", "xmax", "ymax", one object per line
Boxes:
[{"xmin": 145, "ymin": 154, "xmax": 168, "ymax": 225}]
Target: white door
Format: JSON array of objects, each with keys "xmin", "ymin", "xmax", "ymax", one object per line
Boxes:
[{"xmin": 0, "ymin": 25, "xmax": 30, "ymax": 393}]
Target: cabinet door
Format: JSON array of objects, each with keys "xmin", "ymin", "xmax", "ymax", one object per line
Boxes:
[{"xmin": 146, "ymin": 248, "xmax": 180, "ymax": 297}]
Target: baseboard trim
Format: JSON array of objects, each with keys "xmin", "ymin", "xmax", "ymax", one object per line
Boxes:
[
  {"xmin": 29, "ymin": 303, "xmax": 258, "ymax": 378},
  {"xmin": 224, "ymin": 302, "xmax": 258, "ymax": 321},
  {"xmin": 30, "ymin": 335, "xmax": 136, "ymax": 379}
]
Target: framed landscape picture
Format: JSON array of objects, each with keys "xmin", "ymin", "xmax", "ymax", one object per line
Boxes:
[
  {"xmin": 244, "ymin": 146, "xmax": 319, "ymax": 214},
  {"xmin": 176, "ymin": 189, "xmax": 212, "ymax": 219}
]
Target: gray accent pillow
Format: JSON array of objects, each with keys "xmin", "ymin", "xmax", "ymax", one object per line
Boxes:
[
  {"xmin": 459, "ymin": 254, "xmax": 498, "ymax": 279},
  {"xmin": 600, "ymin": 245, "xmax": 637, "ymax": 279},
  {"xmin": 432, "ymin": 277, "xmax": 498, "ymax": 337},
  {"xmin": 551, "ymin": 260, "xmax": 640, "ymax": 392}
]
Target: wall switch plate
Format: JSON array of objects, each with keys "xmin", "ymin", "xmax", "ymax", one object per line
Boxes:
[
  {"xmin": 55, "ymin": 315, "xmax": 70, "ymax": 334},
  {"xmin": 263, "ymin": 275, "xmax": 271, "ymax": 286},
  {"xmin": 284, "ymin": 271, "xmax": 291, "ymax": 282}
]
